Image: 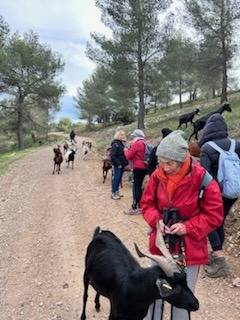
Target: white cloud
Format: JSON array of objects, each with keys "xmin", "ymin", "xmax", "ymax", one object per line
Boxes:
[{"xmin": 1, "ymin": 0, "xmax": 110, "ymax": 96}]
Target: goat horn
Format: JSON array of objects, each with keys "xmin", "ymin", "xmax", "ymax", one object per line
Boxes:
[
  {"xmin": 155, "ymin": 221, "xmax": 176, "ymax": 264},
  {"xmin": 134, "ymin": 243, "xmax": 180, "ymax": 277}
]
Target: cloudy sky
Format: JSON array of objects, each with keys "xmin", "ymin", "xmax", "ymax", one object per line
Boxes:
[
  {"xmin": 1, "ymin": 0, "xmax": 111, "ymax": 121},
  {"xmin": 1, "ymin": 1, "xmax": 240, "ymax": 121}
]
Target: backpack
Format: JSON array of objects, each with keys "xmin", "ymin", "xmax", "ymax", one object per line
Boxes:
[
  {"xmin": 207, "ymin": 139, "xmax": 240, "ymax": 199},
  {"xmin": 144, "ymin": 143, "xmax": 154, "ymax": 164},
  {"xmin": 198, "ymin": 170, "xmax": 213, "ymax": 204}
]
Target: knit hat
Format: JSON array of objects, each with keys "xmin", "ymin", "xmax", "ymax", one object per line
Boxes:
[
  {"xmin": 156, "ymin": 130, "xmax": 189, "ymax": 162},
  {"xmin": 161, "ymin": 128, "xmax": 173, "ymax": 139},
  {"xmin": 131, "ymin": 129, "xmax": 145, "ymax": 138}
]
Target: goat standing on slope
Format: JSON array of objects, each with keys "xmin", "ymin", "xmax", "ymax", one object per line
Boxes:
[
  {"xmin": 80, "ymin": 223, "xmax": 199, "ymax": 320},
  {"xmin": 177, "ymin": 108, "xmax": 199, "ymax": 129},
  {"xmin": 53, "ymin": 145, "xmax": 63, "ymax": 174},
  {"xmin": 189, "ymin": 101, "xmax": 232, "ymax": 141}
]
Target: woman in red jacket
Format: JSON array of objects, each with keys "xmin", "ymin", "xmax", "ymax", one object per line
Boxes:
[
  {"xmin": 124, "ymin": 129, "xmax": 148, "ymax": 215},
  {"xmin": 141, "ymin": 130, "xmax": 223, "ymax": 320}
]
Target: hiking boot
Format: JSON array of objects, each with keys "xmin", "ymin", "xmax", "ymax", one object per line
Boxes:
[
  {"xmin": 111, "ymin": 193, "xmax": 121, "ymax": 200},
  {"xmin": 207, "ymin": 252, "xmax": 216, "ymax": 265},
  {"xmin": 205, "ymin": 256, "xmax": 230, "ymax": 278},
  {"xmin": 124, "ymin": 208, "xmax": 141, "ymax": 215},
  {"xmin": 116, "ymin": 191, "xmax": 124, "ymax": 198}
]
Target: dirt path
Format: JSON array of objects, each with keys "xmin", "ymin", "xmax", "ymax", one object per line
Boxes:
[{"xmin": 0, "ymin": 138, "xmax": 239, "ymax": 320}]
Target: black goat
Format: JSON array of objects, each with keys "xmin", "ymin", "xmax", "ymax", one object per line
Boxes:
[
  {"xmin": 80, "ymin": 224, "xmax": 199, "ymax": 320},
  {"xmin": 189, "ymin": 101, "xmax": 232, "ymax": 141},
  {"xmin": 177, "ymin": 108, "xmax": 200, "ymax": 129}
]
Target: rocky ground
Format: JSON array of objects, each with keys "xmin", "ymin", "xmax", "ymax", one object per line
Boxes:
[{"xmin": 0, "ymin": 138, "xmax": 239, "ymax": 320}]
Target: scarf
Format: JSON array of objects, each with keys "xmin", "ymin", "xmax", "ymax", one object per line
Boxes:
[{"xmin": 156, "ymin": 155, "xmax": 191, "ymax": 200}]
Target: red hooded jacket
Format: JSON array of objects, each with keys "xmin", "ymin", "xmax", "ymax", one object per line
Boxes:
[
  {"xmin": 124, "ymin": 138, "xmax": 148, "ymax": 169},
  {"xmin": 140, "ymin": 161, "xmax": 224, "ymax": 266}
]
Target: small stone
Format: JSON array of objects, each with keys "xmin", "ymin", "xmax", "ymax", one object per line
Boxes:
[
  {"xmin": 63, "ymin": 283, "xmax": 69, "ymax": 289},
  {"xmin": 233, "ymin": 277, "xmax": 240, "ymax": 287},
  {"xmin": 56, "ymin": 301, "xmax": 63, "ymax": 306},
  {"xmin": 39, "ymin": 302, "xmax": 43, "ymax": 307}
]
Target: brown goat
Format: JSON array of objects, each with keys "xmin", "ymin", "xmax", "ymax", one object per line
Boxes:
[
  {"xmin": 102, "ymin": 159, "xmax": 112, "ymax": 183},
  {"xmin": 53, "ymin": 146, "xmax": 63, "ymax": 174}
]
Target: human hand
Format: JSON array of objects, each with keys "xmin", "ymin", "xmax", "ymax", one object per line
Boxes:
[
  {"xmin": 159, "ymin": 219, "xmax": 171, "ymax": 236},
  {"xmin": 169, "ymin": 223, "xmax": 186, "ymax": 236}
]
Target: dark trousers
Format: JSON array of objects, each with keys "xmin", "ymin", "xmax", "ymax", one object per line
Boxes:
[
  {"xmin": 208, "ymin": 196, "xmax": 237, "ymax": 251},
  {"xmin": 112, "ymin": 166, "xmax": 124, "ymax": 194},
  {"xmin": 132, "ymin": 168, "xmax": 147, "ymax": 209}
]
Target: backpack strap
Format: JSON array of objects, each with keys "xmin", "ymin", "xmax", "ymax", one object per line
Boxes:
[
  {"xmin": 207, "ymin": 141, "xmax": 224, "ymax": 154},
  {"xmin": 229, "ymin": 139, "xmax": 236, "ymax": 152},
  {"xmin": 198, "ymin": 171, "xmax": 213, "ymax": 203}
]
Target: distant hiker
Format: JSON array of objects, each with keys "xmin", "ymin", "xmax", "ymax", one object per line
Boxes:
[
  {"xmin": 110, "ymin": 130, "xmax": 128, "ymax": 200},
  {"xmin": 70, "ymin": 130, "xmax": 76, "ymax": 143},
  {"xmin": 124, "ymin": 129, "xmax": 148, "ymax": 215},
  {"xmin": 148, "ymin": 128, "xmax": 173, "ymax": 176}
]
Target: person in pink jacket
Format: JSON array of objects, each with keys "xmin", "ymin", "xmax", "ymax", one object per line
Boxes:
[
  {"xmin": 124, "ymin": 129, "xmax": 148, "ymax": 215},
  {"xmin": 141, "ymin": 130, "xmax": 224, "ymax": 320}
]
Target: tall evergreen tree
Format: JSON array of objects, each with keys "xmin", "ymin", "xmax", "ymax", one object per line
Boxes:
[
  {"xmin": 196, "ymin": 35, "xmax": 222, "ymax": 98},
  {"xmin": 75, "ymin": 67, "xmax": 112, "ymax": 126},
  {"xmin": 0, "ymin": 31, "xmax": 65, "ymax": 149},
  {"xmin": 88, "ymin": 0, "xmax": 172, "ymax": 128},
  {"xmin": 160, "ymin": 36, "xmax": 197, "ymax": 108},
  {"xmin": 185, "ymin": 0, "xmax": 240, "ymax": 102}
]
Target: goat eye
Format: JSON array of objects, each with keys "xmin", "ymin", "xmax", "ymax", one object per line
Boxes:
[{"xmin": 156, "ymin": 279, "xmax": 173, "ymax": 297}]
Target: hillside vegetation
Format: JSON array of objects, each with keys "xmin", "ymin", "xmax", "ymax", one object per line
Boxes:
[{"xmin": 86, "ymin": 92, "xmax": 240, "ymax": 153}]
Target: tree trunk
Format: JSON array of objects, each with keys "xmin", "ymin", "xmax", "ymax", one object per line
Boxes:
[
  {"xmin": 179, "ymin": 79, "xmax": 182, "ymax": 108},
  {"xmin": 154, "ymin": 96, "xmax": 157, "ymax": 113},
  {"xmin": 189, "ymin": 91, "xmax": 192, "ymax": 103},
  {"xmin": 136, "ymin": 5, "xmax": 145, "ymax": 130},
  {"xmin": 31, "ymin": 132, "xmax": 36, "ymax": 143},
  {"xmin": 137, "ymin": 58, "xmax": 145, "ymax": 129},
  {"xmin": 212, "ymin": 87, "xmax": 216, "ymax": 98},
  {"xmin": 220, "ymin": 3, "xmax": 228, "ymax": 103},
  {"xmin": 166, "ymin": 83, "xmax": 169, "ymax": 108},
  {"xmin": 17, "ymin": 104, "xmax": 24, "ymax": 150},
  {"xmin": 221, "ymin": 57, "xmax": 228, "ymax": 102},
  {"xmin": 45, "ymin": 108, "xmax": 49, "ymax": 140},
  {"xmin": 193, "ymin": 88, "xmax": 197, "ymax": 101}
]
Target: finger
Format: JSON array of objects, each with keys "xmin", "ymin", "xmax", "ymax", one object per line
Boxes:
[
  {"xmin": 164, "ymin": 226, "xmax": 171, "ymax": 233},
  {"xmin": 169, "ymin": 224, "xmax": 178, "ymax": 232}
]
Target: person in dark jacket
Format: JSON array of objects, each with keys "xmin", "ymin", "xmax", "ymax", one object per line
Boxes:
[
  {"xmin": 148, "ymin": 128, "xmax": 173, "ymax": 175},
  {"xmin": 70, "ymin": 130, "xmax": 76, "ymax": 143},
  {"xmin": 199, "ymin": 113, "xmax": 240, "ymax": 278},
  {"xmin": 111, "ymin": 130, "xmax": 128, "ymax": 200}
]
